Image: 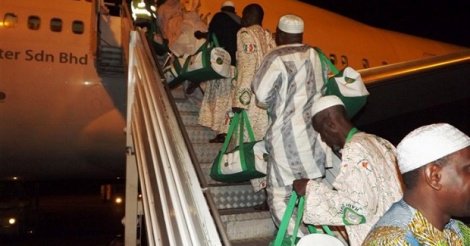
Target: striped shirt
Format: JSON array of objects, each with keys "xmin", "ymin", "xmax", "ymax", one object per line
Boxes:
[{"xmin": 252, "ymin": 44, "xmax": 328, "ymax": 187}]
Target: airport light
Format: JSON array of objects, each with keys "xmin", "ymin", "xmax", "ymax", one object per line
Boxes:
[
  {"xmin": 8, "ymin": 218, "xmax": 16, "ymax": 225},
  {"xmin": 115, "ymin": 197, "xmax": 123, "ymax": 204}
]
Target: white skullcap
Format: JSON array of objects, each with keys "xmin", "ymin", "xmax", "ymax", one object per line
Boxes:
[
  {"xmin": 397, "ymin": 123, "xmax": 470, "ymax": 174},
  {"xmin": 311, "ymin": 95, "xmax": 344, "ymax": 117},
  {"xmin": 278, "ymin": 14, "xmax": 304, "ymax": 34},
  {"xmin": 222, "ymin": 1, "xmax": 235, "ymax": 7}
]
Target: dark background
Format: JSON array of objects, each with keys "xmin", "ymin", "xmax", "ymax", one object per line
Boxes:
[
  {"xmin": 301, "ymin": 0, "xmax": 470, "ymax": 47},
  {"xmin": 301, "ymin": 0, "xmax": 469, "ymax": 145}
]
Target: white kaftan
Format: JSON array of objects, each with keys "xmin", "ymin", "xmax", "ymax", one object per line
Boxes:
[
  {"xmin": 303, "ymin": 132, "xmax": 403, "ymax": 246},
  {"xmin": 198, "ymin": 78, "xmax": 232, "ymax": 134},
  {"xmin": 252, "ymin": 44, "xmax": 329, "ymax": 232},
  {"xmin": 233, "ymin": 25, "xmax": 275, "ymax": 140},
  {"xmin": 252, "ymin": 44, "xmax": 328, "ymax": 187},
  {"xmin": 233, "ymin": 25, "xmax": 275, "ymax": 192}
]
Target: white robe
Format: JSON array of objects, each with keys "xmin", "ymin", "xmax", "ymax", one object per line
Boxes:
[
  {"xmin": 252, "ymin": 44, "xmax": 328, "ymax": 187},
  {"xmin": 252, "ymin": 44, "xmax": 329, "ymax": 233},
  {"xmin": 303, "ymin": 132, "xmax": 403, "ymax": 246}
]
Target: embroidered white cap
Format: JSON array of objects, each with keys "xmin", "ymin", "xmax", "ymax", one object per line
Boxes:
[
  {"xmin": 278, "ymin": 14, "xmax": 304, "ymax": 34},
  {"xmin": 311, "ymin": 95, "xmax": 344, "ymax": 117},
  {"xmin": 222, "ymin": 1, "xmax": 235, "ymax": 7},
  {"xmin": 397, "ymin": 123, "xmax": 470, "ymax": 174}
]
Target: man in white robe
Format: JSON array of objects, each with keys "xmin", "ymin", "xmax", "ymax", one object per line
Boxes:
[
  {"xmin": 232, "ymin": 4, "xmax": 275, "ymax": 195},
  {"xmin": 252, "ymin": 15, "xmax": 329, "ymax": 233},
  {"xmin": 293, "ymin": 96, "xmax": 403, "ymax": 246}
]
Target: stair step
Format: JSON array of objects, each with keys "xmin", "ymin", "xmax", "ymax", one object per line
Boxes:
[
  {"xmin": 173, "ymin": 90, "xmax": 281, "ymax": 244},
  {"xmin": 209, "ymin": 184, "xmax": 265, "ymax": 209},
  {"xmin": 99, "ymin": 51, "xmax": 121, "ymax": 56},
  {"xmin": 175, "ymin": 99, "xmax": 200, "ymax": 113},
  {"xmin": 98, "ymin": 64, "xmax": 125, "ymax": 70},
  {"xmin": 178, "ymin": 111, "xmax": 200, "ymax": 126},
  {"xmin": 100, "ymin": 45, "xmax": 122, "ymax": 52},
  {"xmin": 186, "ymin": 126, "xmax": 217, "ymax": 143},
  {"xmin": 98, "ymin": 59, "xmax": 124, "ymax": 66},
  {"xmin": 170, "ymin": 86, "xmax": 187, "ymax": 99},
  {"xmin": 231, "ymin": 237, "xmax": 273, "ymax": 246},
  {"xmin": 200, "ymin": 162, "xmax": 223, "ymax": 185},
  {"xmin": 98, "ymin": 67, "xmax": 125, "ymax": 74},
  {"xmin": 192, "ymin": 143, "xmax": 222, "ymax": 163},
  {"xmin": 220, "ymin": 209, "xmax": 275, "ymax": 240}
]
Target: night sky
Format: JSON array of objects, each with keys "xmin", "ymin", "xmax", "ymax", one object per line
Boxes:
[{"xmin": 301, "ymin": 0, "xmax": 470, "ymax": 47}]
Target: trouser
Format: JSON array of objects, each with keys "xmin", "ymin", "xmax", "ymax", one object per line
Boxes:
[{"xmin": 267, "ymin": 185, "xmax": 307, "ymax": 236}]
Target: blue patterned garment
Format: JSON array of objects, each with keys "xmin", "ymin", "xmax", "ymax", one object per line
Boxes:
[{"xmin": 363, "ymin": 199, "xmax": 468, "ymax": 246}]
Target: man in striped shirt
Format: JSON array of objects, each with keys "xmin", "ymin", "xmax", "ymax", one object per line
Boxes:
[{"xmin": 252, "ymin": 14, "xmax": 330, "ymax": 234}]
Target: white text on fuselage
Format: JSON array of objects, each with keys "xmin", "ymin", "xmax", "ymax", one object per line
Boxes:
[{"xmin": 0, "ymin": 49, "xmax": 88, "ymax": 65}]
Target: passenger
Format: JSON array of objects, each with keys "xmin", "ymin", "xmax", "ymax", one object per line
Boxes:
[
  {"xmin": 292, "ymin": 95, "xmax": 403, "ymax": 246},
  {"xmin": 194, "ymin": 0, "xmax": 240, "ymax": 66},
  {"xmin": 130, "ymin": 0, "xmax": 154, "ymax": 30},
  {"xmin": 232, "ymin": 3, "xmax": 275, "ymax": 140},
  {"xmin": 231, "ymin": 3, "xmax": 276, "ymax": 209},
  {"xmin": 363, "ymin": 123, "xmax": 470, "ymax": 245},
  {"xmin": 251, "ymin": 15, "xmax": 330, "ymax": 234},
  {"xmin": 169, "ymin": 7, "xmax": 207, "ymax": 57},
  {"xmin": 156, "ymin": 0, "xmax": 184, "ymax": 47},
  {"xmin": 197, "ymin": 1, "xmax": 241, "ymax": 143}
]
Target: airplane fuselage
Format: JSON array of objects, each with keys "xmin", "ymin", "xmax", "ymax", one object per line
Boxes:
[
  {"xmin": 0, "ymin": 0, "xmax": 126, "ymax": 180},
  {"xmin": 0, "ymin": 0, "xmax": 466, "ymax": 181}
]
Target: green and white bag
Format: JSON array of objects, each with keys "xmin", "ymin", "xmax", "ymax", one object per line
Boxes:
[
  {"xmin": 271, "ymin": 191, "xmax": 343, "ymax": 246},
  {"xmin": 210, "ymin": 110, "xmax": 267, "ymax": 183},
  {"xmin": 165, "ymin": 34, "xmax": 234, "ymax": 89},
  {"xmin": 316, "ymin": 48, "xmax": 369, "ymax": 118}
]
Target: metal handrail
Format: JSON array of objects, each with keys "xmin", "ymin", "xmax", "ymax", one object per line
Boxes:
[
  {"xmin": 136, "ymin": 15, "xmax": 232, "ymax": 245},
  {"xmin": 361, "ymin": 49, "xmax": 470, "ymax": 86},
  {"xmin": 126, "ymin": 30, "xmax": 222, "ymax": 245}
]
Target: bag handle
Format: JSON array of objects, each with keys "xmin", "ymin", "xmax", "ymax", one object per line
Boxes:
[
  {"xmin": 219, "ymin": 110, "xmax": 255, "ymax": 154},
  {"xmin": 219, "ymin": 112, "xmax": 240, "ymax": 154},
  {"xmin": 314, "ymin": 47, "xmax": 338, "ymax": 94},
  {"xmin": 307, "ymin": 224, "xmax": 336, "ymax": 237},
  {"xmin": 272, "ymin": 191, "xmax": 337, "ymax": 246},
  {"xmin": 273, "ymin": 192, "xmax": 302, "ymax": 246},
  {"xmin": 241, "ymin": 110, "xmax": 255, "ymax": 142},
  {"xmin": 314, "ymin": 47, "xmax": 339, "ymax": 75},
  {"xmin": 237, "ymin": 111, "xmax": 256, "ymax": 172},
  {"xmin": 182, "ymin": 33, "xmax": 221, "ymax": 73},
  {"xmin": 211, "ymin": 33, "xmax": 220, "ymax": 48}
]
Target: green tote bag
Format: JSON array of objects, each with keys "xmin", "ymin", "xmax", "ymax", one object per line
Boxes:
[{"xmin": 210, "ymin": 110, "xmax": 267, "ymax": 183}]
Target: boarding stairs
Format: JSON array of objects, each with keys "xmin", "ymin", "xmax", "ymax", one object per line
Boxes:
[
  {"xmin": 170, "ymin": 85, "xmax": 276, "ymax": 245},
  {"xmin": 124, "ymin": 29, "xmax": 351, "ymax": 245},
  {"xmin": 120, "ymin": 0, "xmax": 351, "ymax": 242},
  {"xmin": 96, "ymin": 45, "xmax": 126, "ymax": 75}
]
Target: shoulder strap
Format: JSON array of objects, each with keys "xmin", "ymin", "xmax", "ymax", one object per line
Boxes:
[
  {"xmin": 241, "ymin": 110, "xmax": 255, "ymax": 142},
  {"xmin": 314, "ymin": 47, "xmax": 339, "ymax": 75},
  {"xmin": 210, "ymin": 33, "xmax": 220, "ymax": 47},
  {"xmin": 273, "ymin": 192, "xmax": 300, "ymax": 246},
  {"xmin": 219, "ymin": 113, "xmax": 240, "ymax": 153},
  {"xmin": 237, "ymin": 111, "xmax": 256, "ymax": 172}
]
